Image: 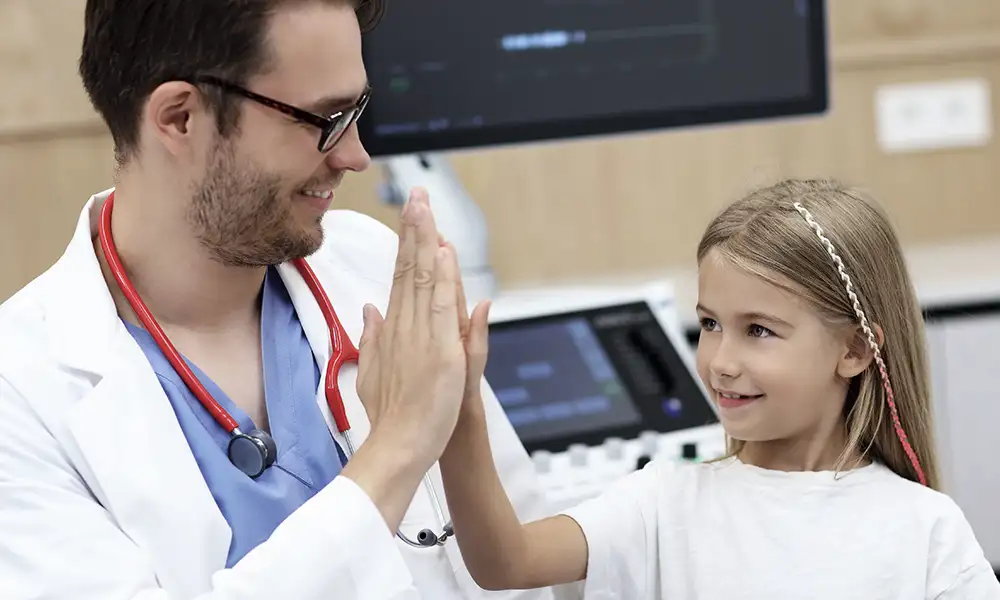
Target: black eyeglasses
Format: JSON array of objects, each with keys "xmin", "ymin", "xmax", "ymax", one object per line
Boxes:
[{"xmin": 188, "ymin": 75, "xmax": 370, "ymax": 152}]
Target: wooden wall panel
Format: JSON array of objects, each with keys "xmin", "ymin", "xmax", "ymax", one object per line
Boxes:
[
  {"xmin": 2, "ymin": 1, "xmax": 1000, "ymax": 301},
  {"xmin": 829, "ymin": 0, "xmax": 1000, "ymax": 46},
  {"xmin": 0, "ymin": 134, "xmax": 114, "ymax": 293},
  {"xmin": 0, "ymin": 0, "xmax": 98, "ymax": 137}
]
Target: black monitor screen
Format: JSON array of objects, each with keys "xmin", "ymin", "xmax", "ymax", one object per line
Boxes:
[
  {"xmin": 486, "ymin": 317, "xmax": 644, "ymax": 445},
  {"xmin": 359, "ymin": 0, "xmax": 828, "ymax": 156},
  {"xmin": 483, "ymin": 301, "xmax": 718, "ymax": 454}
]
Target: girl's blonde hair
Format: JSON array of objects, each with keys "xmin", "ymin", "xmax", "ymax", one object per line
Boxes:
[{"xmin": 697, "ymin": 178, "xmax": 939, "ymax": 489}]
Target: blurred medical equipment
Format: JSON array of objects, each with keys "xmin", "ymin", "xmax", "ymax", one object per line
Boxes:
[{"xmin": 486, "ymin": 282, "xmax": 725, "ymax": 510}]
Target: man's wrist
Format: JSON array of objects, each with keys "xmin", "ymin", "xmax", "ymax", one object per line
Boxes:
[{"xmin": 341, "ymin": 426, "xmax": 433, "ymax": 532}]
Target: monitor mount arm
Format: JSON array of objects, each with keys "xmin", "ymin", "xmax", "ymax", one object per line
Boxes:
[{"xmin": 378, "ymin": 154, "xmax": 497, "ymax": 307}]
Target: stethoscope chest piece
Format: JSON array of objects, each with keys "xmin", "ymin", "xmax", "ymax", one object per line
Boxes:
[{"xmin": 228, "ymin": 430, "xmax": 278, "ymax": 479}]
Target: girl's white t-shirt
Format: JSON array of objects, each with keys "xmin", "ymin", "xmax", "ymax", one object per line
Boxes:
[{"xmin": 562, "ymin": 456, "xmax": 999, "ymax": 599}]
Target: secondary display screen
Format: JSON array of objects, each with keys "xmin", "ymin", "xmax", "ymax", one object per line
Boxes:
[
  {"xmin": 487, "ymin": 318, "xmax": 643, "ymax": 445},
  {"xmin": 484, "ymin": 302, "xmax": 718, "ymax": 454}
]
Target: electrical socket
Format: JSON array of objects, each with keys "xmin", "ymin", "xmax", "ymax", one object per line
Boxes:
[{"xmin": 875, "ymin": 78, "xmax": 993, "ymax": 153}]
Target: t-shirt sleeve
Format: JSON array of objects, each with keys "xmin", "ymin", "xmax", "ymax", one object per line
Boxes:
[
  {"xmin": 926, "ymin": 497, "xmax": 1000, "ymax": 600},
  {"xmin": 560, "ymin": 460, "xmax": 665, "ymax": 600}
]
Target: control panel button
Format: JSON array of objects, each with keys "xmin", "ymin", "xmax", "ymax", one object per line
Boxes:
[
  {"xmin": 639, "ymin": 430, "xmax": 660, "ymax": 457},
  {"xmin": 604, "ymin": 437, "xmax": 625, "ymax": 461},
  {"xmin": 533, "ymin": 450, "xmax": 553, "ymax": 473},
  {"xmin": 568, "ymin": 444, "xmax": 589, "ymax": 467},
  {"xmin": 662, "ymin": 397, "xmax": 684, "ymax": 417},
  {"xmin": 681, "ymin": 442, "xmax": 698, "ymax": 461}
]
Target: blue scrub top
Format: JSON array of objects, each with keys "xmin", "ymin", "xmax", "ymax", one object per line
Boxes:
[{"xmin": 125, "ymin": 267, "xmax": 346, "ymax": 566}]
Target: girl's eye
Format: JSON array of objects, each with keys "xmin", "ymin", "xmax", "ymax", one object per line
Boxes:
[
  {"xmin": 699, "ymin": 317, "xmax": 720, "ymax": 332},
  {"xmin": 748, "ymin": 324, "xmax": 774, "ymax": 338}
]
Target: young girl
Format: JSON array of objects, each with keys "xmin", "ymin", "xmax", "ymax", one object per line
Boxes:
[{"xmin": 439, "ymin": 178, "xmax": 1000, "ymax": 599}]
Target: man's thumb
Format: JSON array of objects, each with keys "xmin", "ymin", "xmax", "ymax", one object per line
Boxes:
[{"xmin": 359, "ymin": 303, "xmax": 383, "ymax": 351}]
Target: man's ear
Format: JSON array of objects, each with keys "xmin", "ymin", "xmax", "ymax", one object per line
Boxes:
[
  {"xmin": 142, "ymin": 81, "xmax": 206, "ymax": 158},
  {"xmin": 837, "ymin": 322, "xmax": 884, "ymax": 379}
]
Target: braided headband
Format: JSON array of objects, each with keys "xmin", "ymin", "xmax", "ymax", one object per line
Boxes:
[{"xmin": 792, "ymin": 202, "xmax": 927, "ymax": 486}]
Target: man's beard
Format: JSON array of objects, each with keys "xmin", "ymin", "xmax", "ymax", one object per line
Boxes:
[{"xmin": 187, "ymin": 138, "xmax": 325, "ymax": 268}]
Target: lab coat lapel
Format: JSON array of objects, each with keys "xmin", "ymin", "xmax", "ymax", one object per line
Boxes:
[
  {"xmin": 276, "ymin": 259, "xmax": 332, "ymax": 382},
  {"xmin": 276, "ymin": 259, "xmax": 372, "ymax": 451},
  {"xmin": 53, "ymin": 191, "xmax": 230, "ymax": 597},
  {"xmin": 67, "ymin": 345, "xmax": 231, "ymax": 596}
]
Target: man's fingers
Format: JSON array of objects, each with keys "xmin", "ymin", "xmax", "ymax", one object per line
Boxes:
[
  {"xmin": 431, "ymin": 245, "xmax": 461, "ymax": 344},
  {"xmin": 412, "ymin": 188, "xmax": 440, "ymax": 340},
  {"xmin": 387, "ymin": 195, "xmax": 420, "ymax": 341}
]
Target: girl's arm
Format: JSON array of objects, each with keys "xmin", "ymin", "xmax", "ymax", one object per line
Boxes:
[{"xmin": 438, "ymin": 395, "xmax": 589, "ymax": 591}]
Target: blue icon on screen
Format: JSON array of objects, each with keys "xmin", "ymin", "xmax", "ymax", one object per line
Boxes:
[{"xmin": 662, "ymin": 397, "xmax": 683, "ymax": 418}]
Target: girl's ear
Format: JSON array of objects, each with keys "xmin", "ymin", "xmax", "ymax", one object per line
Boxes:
[{"xmin": 837, "ymin": 322, "xmax": 883, "ymax": 379}]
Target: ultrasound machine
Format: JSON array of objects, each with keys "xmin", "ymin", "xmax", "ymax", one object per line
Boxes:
[
  {"xmin": 359, "ymin": 0, "xmax": 830, "ymax": 509},
  {"xmin": 484, "ymin": 282, "xmax": 726, "ymax": 510}
]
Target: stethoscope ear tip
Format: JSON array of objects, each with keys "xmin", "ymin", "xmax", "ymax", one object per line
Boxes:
[{"xmin": 416, "ymin": 529, "xmax": 439, "ymax": 547}]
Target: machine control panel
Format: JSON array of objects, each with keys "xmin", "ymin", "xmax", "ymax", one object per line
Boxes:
[{"xmin": 487, "ymin": 284, "xmax": 726, "ymax": 510}]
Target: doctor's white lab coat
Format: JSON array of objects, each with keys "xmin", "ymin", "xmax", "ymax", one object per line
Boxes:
[{"xmin": 0, "ymin": 189, "xmax": 574, "ymax": 600}]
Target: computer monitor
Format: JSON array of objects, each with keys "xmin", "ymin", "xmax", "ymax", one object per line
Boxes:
[{"xmin": 359, "ymin": 0, "xmax": 828, "ymax": 157}]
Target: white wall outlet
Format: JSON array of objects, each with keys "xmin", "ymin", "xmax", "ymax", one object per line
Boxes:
[{"xmin": 875, "ymin": 78, "xmax": 993, "ymax": 153}]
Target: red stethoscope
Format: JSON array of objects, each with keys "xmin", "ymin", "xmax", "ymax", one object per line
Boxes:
[{"xmin": 98, "ymin": 191, "xmax": 452, "ymax": 548}]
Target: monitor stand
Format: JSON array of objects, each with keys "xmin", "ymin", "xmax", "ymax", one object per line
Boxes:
[{"xmin": 379, "ymin": 154, "xmax": 497, "ymax": 307}]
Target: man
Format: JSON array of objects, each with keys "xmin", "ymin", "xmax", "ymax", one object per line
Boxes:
[{"xmin": 0, "ymin": 1, "xmax": 571, "ymax": 598}]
